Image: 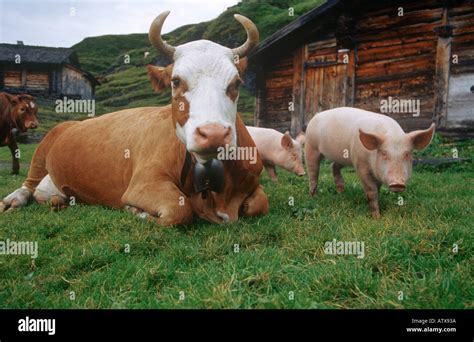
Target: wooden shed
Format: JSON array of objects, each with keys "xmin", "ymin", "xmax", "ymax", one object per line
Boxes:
[
  {"xmin": 0, "ymin": 42, "xmax": 98, "ymax": 99},
  {"xmin": 249, "ymin": 0, "xmax": 474, "ymax": 137}
]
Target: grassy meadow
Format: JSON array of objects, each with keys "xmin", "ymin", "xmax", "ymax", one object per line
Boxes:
[
  {"xmin": 0, "ymin": 137, "xmax": 472, "ymax": 309},
  {"xmin": 0, "ymin": 0, "xmax": 472, "ymax": 310}
]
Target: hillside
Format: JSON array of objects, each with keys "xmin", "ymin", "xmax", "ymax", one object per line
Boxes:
[{"xmin": 71, "ymin": 0, "xmax": 325, "ymax": 123}]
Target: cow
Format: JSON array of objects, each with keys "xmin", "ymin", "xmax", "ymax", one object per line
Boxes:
[
  {"xmin": 0, "ymin": 92, "xmax": 39, "ymax": 174},
  {"xmin": 0, "ymin": 11, "xmax": 269, "ymax": 225}
]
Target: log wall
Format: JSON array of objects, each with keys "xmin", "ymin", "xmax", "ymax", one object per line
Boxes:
[
  {"xmin": 353, "ymin": 1, "xmax": 444, "ymax": 131},
  {"xmin": 61, "ymin": 65, "xmax": 93, "ymax": 99},
  {"xmin": 258, "ymin": 53, "xmax": 294, "ymax": 131},
  {"xmin": 447, "ymin": 2, "xmax": 474, "ymax": 128},
  {"xmin": 26, "ymin": 71, "xmax": 49, "ymax": 90}
]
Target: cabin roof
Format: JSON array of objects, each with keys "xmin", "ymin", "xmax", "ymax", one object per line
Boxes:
[
  {"xmin": 0, "ymin": 43, "xmax": 80, "ymax": 66},
  {"xmin": 249, "ymin": 0, "xmax": 343, "ymax": 60},
  {"xmin": 0, "ymin": 43, "xmax": 99, "ymax": 85}
]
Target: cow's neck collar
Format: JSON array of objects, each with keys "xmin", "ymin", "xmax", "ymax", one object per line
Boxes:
[
  {"xmin": 193, "ymin": 158, "xmax": 224, "ymax": 198},
  {"xmin": 180, "ymin": 151, "xmax": 225, "ymax": 199}
]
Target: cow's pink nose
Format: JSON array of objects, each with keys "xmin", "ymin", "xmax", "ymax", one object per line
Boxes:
[
  {"xmin": 194, "ymin": 124, "xmax": 231, "ymax": 151},
  {"xmin": 29, "ymin": 122, "xmax": 38, "ymax": 129}
]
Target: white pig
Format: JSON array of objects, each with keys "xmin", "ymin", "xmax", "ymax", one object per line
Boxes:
[
  {"xmin": 304, "ymin": 107, "xmax": 435, "ymax": 218},
  {"xmin": 247, "ymin": 126, "xmax": 305, "ymax": 181}
]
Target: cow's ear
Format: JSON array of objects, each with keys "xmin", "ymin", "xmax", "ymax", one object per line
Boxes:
[
  {"xmin": 6, "ymin": 94, "xmax": 18, "ymax": 106},
  {"xmin": 147, "ymin": 64, "xmax": 173, "ymax": 92},
  {"xmin": 236, "ymin": 57, "xmax": 248, "ymax": 78},
  {"xmin": 281, "ymin": 131, "xmax": 293, "ymax": 150}
]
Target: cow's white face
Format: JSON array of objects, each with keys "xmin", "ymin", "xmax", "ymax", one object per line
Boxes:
[
  {"xmin": 172, "ymin": 41, "xmax": 240, "ymax": 162},
  {"xmin": 147, "ymin": 11, "xmax": 258, "ymax": 163}
]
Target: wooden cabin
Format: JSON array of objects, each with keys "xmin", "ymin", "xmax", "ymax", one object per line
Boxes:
[
  {"xmin": 0, "ymin": 42, "xmax": 98, "ymax": 99},
  {"xmin": 249, "ymin": 0, "xmax": 474, "ymax": 137}
]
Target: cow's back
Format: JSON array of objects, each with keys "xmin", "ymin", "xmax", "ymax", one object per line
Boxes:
[{"xmin": 46, "ymin": 105, "xmax": 180, "ymax": 207}]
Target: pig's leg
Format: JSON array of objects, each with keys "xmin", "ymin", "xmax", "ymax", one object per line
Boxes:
[
  {"xmin": 305, "ymin": 144, "xmax": 324, "ymax": 196},
  {"xmin": 8, "ymin": 138, "xmax": 20, "ymax": 175},
  {"xmin": 356, "ymin": 166, "xmax": 381, "ymax": 219},
  {"xmin": 331, "ymin": 162, "xmax": 345, "ymax": 193},
  {"xmin": 264, "ymin": 162, "xmax": 278, "ymax": 182}
]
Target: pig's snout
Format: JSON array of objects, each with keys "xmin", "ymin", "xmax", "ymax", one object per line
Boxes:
[
  {"xmin": 294, "ymin": 165, "xmax": 306, "ymax": 177},
  {"xmin": 388, "ymin": 183, "xmax": 406, "ymax": 192}
]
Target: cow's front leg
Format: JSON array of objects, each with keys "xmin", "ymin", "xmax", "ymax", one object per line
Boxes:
[
  {"xmin": 122, "ymin": 180, "xmax": 193, "ymax": 226},
  {"xmin": 240, "ymin": 185, "xmax": 269, "ymax": 217},
  {"xmin": 124, "ymin": 205, "xmax": 150, "ymax": 220},
  {"xmin": 8, "ymin": 139, "xmax": 20, "ymax": 175}
]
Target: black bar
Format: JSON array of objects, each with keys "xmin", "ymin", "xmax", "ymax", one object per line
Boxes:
[{"xmin": 0, "ymin": 309, "xmax": 471, "ymax": 341}]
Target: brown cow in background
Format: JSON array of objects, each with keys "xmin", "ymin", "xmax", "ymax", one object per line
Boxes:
[{"xmin": 0, "ymin": 92, "xmax": 39, "ymax": 174}]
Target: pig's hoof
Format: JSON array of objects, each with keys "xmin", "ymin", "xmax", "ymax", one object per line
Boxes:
[
  {"xmin": 371, "ymin": 211, "xmax": 381, "ymax": 219},
  {"xmin": 336, "ymin": 185, "xmax": 345, "ymax": 193}
]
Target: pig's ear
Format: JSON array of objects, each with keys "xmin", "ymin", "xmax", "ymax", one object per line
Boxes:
[
  {"xmin": 408, "ymin": 123, "xmax": 435, "ymax": 150},
  {"xmin": 281, "ymin": 131, "xmax": 293, "ymax": 150},
  {"xmin": 147, "ymin": 64, "xmax": 173, "ymax": 92},
  {"xmin": 296, "ymin": 131, "xmax": 305, "ymax": 145},
  {"xmin": 359, "ymin": 129, "xmax": 383, "ymax": 151}
]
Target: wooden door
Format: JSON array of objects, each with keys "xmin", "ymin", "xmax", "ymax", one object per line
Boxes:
[{"xmin": 303, "ymin": 43, "xmax": 355, "ymax": 126}]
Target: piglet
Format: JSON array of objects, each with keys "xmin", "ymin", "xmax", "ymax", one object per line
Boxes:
[
  {"xmin": 247, "ymin": 126, "xmax": 305, "ymax": 181},
  {"xmin": 304, "ymin": 107, "xmax": 435, "ymax": 218}
]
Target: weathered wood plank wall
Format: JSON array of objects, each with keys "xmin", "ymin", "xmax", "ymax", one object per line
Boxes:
[{"xmin": 258, "ymin": 53, "xmax": 294, "ymax": 132}]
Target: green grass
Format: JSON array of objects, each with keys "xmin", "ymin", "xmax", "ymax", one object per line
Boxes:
[
  {"xmin": 0, "ymin": 138, "xmax": 472, "ymax": 309},
  {"xmin": 0, "ymin": 0, "xmax": 472, "ymax": 309}
]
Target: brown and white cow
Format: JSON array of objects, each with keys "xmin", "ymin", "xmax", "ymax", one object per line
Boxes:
[
  {"xmin": 0, "ymin": 11, "xmax": 269, "ymax": 225},
  {"xmin": 0, "ymin": 92, "xmax": 39, "ymax": 174}
]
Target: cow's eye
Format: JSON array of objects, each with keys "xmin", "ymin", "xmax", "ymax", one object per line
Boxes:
[{"xmin": 171, "ymin": 78, "xmax": 180, "ymax": 88}]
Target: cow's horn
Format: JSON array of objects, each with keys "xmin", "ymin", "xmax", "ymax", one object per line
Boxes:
[
  {"xmin": 149, "ymin": 11, "xmax": 176, "ymax": 59},
  {"xmin": 232, "ymin": 14, "xmax": 259, "ymax": 58}
]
